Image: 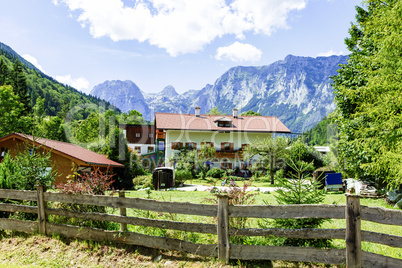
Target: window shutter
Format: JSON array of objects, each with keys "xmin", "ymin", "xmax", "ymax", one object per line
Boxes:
[
  {"xmin": 230, "ymin": 143, "xmax": 234, "ymax": 151},
  {"xmin": 221, "ymin": 143, "xmax": 224, "ymax": 151},
  {"xmin": 171, "ymin": 143, "xmax": 175, "ymax": 149}
]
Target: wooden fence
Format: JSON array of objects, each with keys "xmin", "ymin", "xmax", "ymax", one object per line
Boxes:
[{"xmin": 0, "ymin": 187, "xmax": 401, "ymax": 268}]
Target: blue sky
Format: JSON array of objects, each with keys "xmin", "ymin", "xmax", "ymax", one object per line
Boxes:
[{"xmin": 1, "ymin": 0, "xmax": 361, "ymax": 94}]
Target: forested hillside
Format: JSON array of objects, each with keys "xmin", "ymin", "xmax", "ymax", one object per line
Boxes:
[
  {"xmin": 304, "ymin": 116, "xmax": 337, "ymax": 146},
  {"xmin": 0, "ymin": 42, "xmax": 116, "ymax": 118},
  {"xmin": 0, "ymin": 42, "xmax": 147, "ymax": 189}
]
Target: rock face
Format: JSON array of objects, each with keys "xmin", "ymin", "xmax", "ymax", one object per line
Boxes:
[
  {"xmin": 90, "ymin": 55, "xmax": 348, "ymax": 132},
  {"xmin": 91, "ymin": 80, "xmax": 150, "ymax": 116}
]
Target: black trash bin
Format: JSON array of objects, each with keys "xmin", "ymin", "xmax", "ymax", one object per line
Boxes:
[{"xmin": 152, "ymin": 167, "xmax": 175, "ymax": 190}]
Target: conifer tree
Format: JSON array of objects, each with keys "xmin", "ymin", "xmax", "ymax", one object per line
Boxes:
[
  {"xmin": 10, "ymin": 59, "xmax": 30, "ymax": 114},
  {"xmin": 0, "ymin": 58, "xmax": 9, "ymax": 86}
]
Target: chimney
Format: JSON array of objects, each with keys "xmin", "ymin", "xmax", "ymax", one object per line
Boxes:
[
  {"xmin": 195, "ymin": 106, "xmax": 201, "ymax": 117},
  {"xmin": 233, "ymin": 108, "xmax": 238, "ymax": 118}
]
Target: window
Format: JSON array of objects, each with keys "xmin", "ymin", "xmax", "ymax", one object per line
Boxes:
[
  {"xmin": 135, "ymin": 133, "xmax": 141, "ymax": 137},
  {"xmin": 185, "ymin": 142, "xmax": 197, "ymax": 150},
  {"xmin": 134, "ymin": 146, "xmax": 141, "ymax": 153},
  {"xmin": 149, "ymin": 134, "xmax": 154, "ymax": 138},
  {"xmin": 171, "ymin": 142, "xmax": 183, "ymax": 150},
  {"xmin": 148, "ymin": 146, "xmax": 154, "ymax": 153},
  {"xmin": 215, "ymin": 118, "xmax": 232, "ymax": 127},
  {"xmin": 221, "ymin": 142, "xmax": 234, "ymax": 151},
  {"xmin": 221, "ymin": 162, "xmax": 233, "ymax": 170},
  {"xmin": 241, "ymin": 144, "xmax": 248, "ymax": 150},
  {"xmin": 0, "ymin": 147, "xmax": 7, "ymax": 157}
]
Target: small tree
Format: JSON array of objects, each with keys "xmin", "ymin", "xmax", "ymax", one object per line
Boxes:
[
  {"xmin": 171, "ymin": 143, "xmax": 216, "ymax": 181},
  {"xmin": 195, "ymin": 143, "xmax": 216, "ymax": 180},
  {"xmin": 12, "ymin": 139, "xmax": 56, "ymax": 190},
  {"xmin": 262, "ymin": 157, "xmax": 331, "ymax": 248},
  {"xmin": 243, "ymin": 137, "xmax": 288, "ymax": 184},
  {"xmin": 207, "ymin": 107, "xmax": 225, "ymax": 115}
]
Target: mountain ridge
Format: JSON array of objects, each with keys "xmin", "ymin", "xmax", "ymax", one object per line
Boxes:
[{"xmin": 91, "ymin": 54, "xmax": 346, "ymax": 132}]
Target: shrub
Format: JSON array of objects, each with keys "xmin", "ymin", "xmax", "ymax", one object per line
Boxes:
[
  {"xmin": 205, "ymin": 180, "xmax": 258, "ymax": 244},
  {"xmin": 174, "ymin": 169, "xmax": 191, "ymax": 186},
  {"xmin": 52, "ymin": 168, "xmax": 119, "ymax": 230},
  {"xmin": 206, "ymin": 167, "xmax": 225, "ymax": 179},
  {"xmin": 132, "ymin": 174, "xmax": 152, "ymax": 189}
]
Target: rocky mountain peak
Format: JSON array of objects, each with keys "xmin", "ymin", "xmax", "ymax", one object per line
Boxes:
[
  {"xmin": 90, "ymin": 55, "xmax": 348, "ymax": 132},
  {"xmin": 160, "ymin": 85, "xmax": 178, "ymax": 98}
]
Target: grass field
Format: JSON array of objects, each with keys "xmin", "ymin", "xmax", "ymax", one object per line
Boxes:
[
  {"xmin": 0, "ymin": 189, "xmax": 400, "ymax": 267},
  {"xmin": 124, "ymin": 189, "xmax": 402, "ymax": 260}
]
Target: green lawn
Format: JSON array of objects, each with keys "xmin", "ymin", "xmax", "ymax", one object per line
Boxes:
[
  {"xmin": 183, "ymin": 177, "xmax": 278, "ymax": 188},
  {"xmin": 123, "ymin": 189, "xmax": 402, "ymax": 259}
]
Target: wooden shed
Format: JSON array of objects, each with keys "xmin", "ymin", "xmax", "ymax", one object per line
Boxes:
[{"xmin": 0, "ymin": 133, "xmax": 124, "ymax": 184}]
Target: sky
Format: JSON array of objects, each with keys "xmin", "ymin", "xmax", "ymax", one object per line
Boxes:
[{"xmin": 0, "ymin": 0, "xmax": 362, "ymax": 95}]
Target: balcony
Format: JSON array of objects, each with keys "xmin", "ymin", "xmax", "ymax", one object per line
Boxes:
[
  {"xmin": 214, "ymin": 149, "xmax": 243, "ymax": 159},
  {"xmin": 156, "ymin": 132, "xmax": 166, "ymax": 139}
]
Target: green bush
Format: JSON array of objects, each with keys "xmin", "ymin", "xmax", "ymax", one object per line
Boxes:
[
  {"xmin": 206, "ymin": 167, "xmax": 225, "ymax": 178},
  {"xmin": 132, "ymin": 174, "xmax": 152, "ymax": 189},
  {"xmin": 175, "ymin": 169, "xmax": 192, "ymax": 186}
]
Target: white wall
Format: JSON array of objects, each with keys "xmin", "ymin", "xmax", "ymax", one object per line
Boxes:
[
  {"xmin": 127, "ymin": 143, "xmax": 155, "ymax": 155},
  {"xmin": 165, "ymin": 130, "xmax": 272, "ymax": 168}
]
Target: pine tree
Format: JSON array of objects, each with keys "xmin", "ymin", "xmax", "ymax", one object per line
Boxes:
[
  {"xmin": 10, "ymin": 59, "xmax": 31, "ymax": 114},
  {"xmin": 0, "ymin": 59, "xmax": 9, "ymax": 86}
]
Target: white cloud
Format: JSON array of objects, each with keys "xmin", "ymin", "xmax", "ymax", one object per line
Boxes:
[
  {"xmin": 55, "ymin": 75, "xmax": 90, "ymax": 93},
  {"xmin": 215, "ymin": 42, "xmax": 262, "ymax": 62},
  {"xmin": 22, "ymin": 54, "xmax": 46, "ymax": 73},
  {"xmin": 58, "ymin": 0, "xmax": 306, "ymax": 56},
  {"xmin": 317, "ymin": 49, "xmax": 345, "ymax": 57}
]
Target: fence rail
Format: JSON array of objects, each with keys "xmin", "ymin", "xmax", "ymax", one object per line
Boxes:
[{"xmin": 0, "ymin": 187, "xmax": 401, "ymax": 268}]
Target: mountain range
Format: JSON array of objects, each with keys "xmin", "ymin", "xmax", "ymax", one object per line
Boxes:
[{"xmin": 91, "ymin": 55, "xmax": 347, "ymax": 133}]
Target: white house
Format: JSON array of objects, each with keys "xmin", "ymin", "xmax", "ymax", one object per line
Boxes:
[{"xmin": 155, "ymin": 108, "xmax": 291, "ymax": 171}]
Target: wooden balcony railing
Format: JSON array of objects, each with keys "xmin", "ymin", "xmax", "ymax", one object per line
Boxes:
[{"xmin": 156, "ymin": 132, "xmax": 166, "ymax": 139}]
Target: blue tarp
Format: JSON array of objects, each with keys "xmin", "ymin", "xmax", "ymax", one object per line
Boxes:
[{"xmin": 325, "ymin": 173, "xmax": 342, "ymax": 185}]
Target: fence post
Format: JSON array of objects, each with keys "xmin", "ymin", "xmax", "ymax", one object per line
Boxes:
[
  {"xmin": 217, "ymin": 195, "xmax": 230, "ymax": 264},
  {"xmin": 36, "ymin": 185, "xmax": 46, "ymax": 234},
  {"xmin": 346, "ymin": 194, "xmax": 362, "ymax": 268},
  {"xmin": 119, "ymin": 191, "xmax": 127, "ymax": 232}
]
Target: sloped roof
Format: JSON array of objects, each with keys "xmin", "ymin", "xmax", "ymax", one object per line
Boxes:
[
  {"xmin": 155, "ymin": 113, "xmax": 291, "ymax": 133},
  {"xmin": 0, "ymin": 133, "xmax": 124, "ymax": 168}
]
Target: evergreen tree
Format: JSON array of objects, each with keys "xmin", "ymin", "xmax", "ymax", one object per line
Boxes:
[
  {"xmin": 262, "ymin": 158, "xmax": 331, "ymax": 248},
  {"xmin": 10, "ymin": 59, "xmax": 30, "ymax": 114},
  {"xmin": 0, "ymin": 59, "xmax": 9, "ymax": 86}
]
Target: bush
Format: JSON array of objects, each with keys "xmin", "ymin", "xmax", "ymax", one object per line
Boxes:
[
  {"xmin": 52, "ymin": 168, "xmax": 119, "ymax": 230},
  {"xmin": 174, "ymin": 169, "xmax": 191, "ymax": 186},
  {"xmin": 206, "ymin": 167, "xmax": 225, "ymax": 179},
  {"xmin": 132, "ymin": 174, "xmax": 152, "ymax": 189}
]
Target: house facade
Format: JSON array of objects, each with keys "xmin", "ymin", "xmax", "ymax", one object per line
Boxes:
[
  {"xmin": 155, "ymin": 108, "xmax": 291, "ymax": 172},
  {"xmin": 120, "ymin": 124, "xmax": 156, "ymax": 155},
  {"xmin": 0, "ymin": 133, "xmax": 124, "ymax": 184}
]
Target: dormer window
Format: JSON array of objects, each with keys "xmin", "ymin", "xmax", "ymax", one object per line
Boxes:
[{"xmin": 214, "ymin": 117, "xmax": 232, "ymax": 127}]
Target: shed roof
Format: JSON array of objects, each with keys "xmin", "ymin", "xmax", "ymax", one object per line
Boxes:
[
  {"xmin": 155, "ymin": 113, "xmax": 291, "ymax": 133},
  {"xmin": 0, "ymin": 133, "xmax": 124, "ymax": 168}
]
